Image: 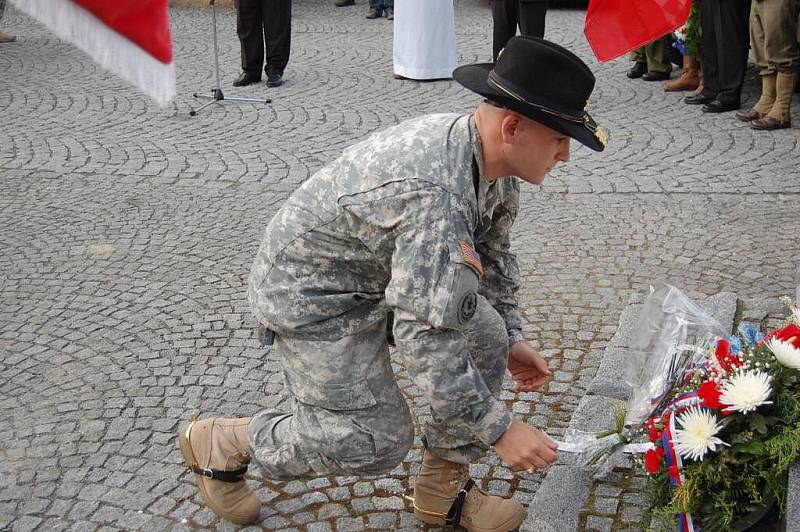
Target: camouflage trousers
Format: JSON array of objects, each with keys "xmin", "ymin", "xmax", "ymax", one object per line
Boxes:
[{"xmin": 248, "ymin": 295, "xmax": 508, "ymax": 480}]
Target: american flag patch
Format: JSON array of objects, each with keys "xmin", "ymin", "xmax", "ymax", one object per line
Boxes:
[{"xmin": 459, "ymin": 240, "xmax": 484, "ymax": 276}]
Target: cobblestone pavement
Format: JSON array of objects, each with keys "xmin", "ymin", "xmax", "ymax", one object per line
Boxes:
[{"xmin": 1, "ymin": 1, "xmax": 799, "ymax": 530}]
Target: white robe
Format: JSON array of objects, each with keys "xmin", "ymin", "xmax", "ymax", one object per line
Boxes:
[{"xmin": 393, "ymin": 0, "xmax": 457, "ymax": 80}]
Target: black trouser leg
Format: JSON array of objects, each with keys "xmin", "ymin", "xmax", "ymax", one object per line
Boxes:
[
  {"xmin": 237, "ymin": 0, "xmax": 264, "ymax": 74},
  {"xmin": 715, "ymin": 0, "xmax": 752, "ymax": 105},
  {"xmin": 518, "ymin": 0, "xmax": 547, "ymax": 39},
  {"xmin": 492, "ymin": 0, "xmax": 518, "ymax": 61},
  {"xmin": 700, "ymin": 0, "xmax": 719, "ymax": 98},
  {"xmin": 261, "ymin": 0, "xmax": 292, "ymax": 76}
]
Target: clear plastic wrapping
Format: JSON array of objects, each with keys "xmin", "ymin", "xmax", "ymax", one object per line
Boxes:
[
  {"xmin": 555, "ymin": 282, "xmax": 727, "ymax": 466},
  {"xmin": 625, "ymin": 282, "xmax": 728, "ymax": 425}
]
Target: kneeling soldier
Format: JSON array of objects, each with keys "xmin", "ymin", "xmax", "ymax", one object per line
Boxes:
[{"xmin": 179, "ymin": 36, "xmax": 607, "ymax": 529}]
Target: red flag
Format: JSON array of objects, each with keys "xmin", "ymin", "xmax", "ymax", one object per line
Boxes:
[
  {"xmin": 10, "ymin": 0, "xmax": 175, "ymax": 105},
  {"xmin": 584, "ymin": 0, "xmax": 692, "ymax": 62}
]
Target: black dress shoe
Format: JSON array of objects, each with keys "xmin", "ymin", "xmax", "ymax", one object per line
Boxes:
[
  {"xmin": 642, "ymin": 71, "xmax": 670, "ymax": 81},
  {"xmin": 233, "ymin": 71, "xmax": 261, "ymax": 87},
  {"xmin": 684, "ymin": 93, "xmax": 715, "ymax": 105},
  {"xmin": 702, "ymin": 100, "xmax": 739, "ymax": 113},
  {"xmin": 266, "ymin": 73, "xmax": 283, "ymax": 88},
  {"xmin": 626, "ymin": 61, "xmax": 647, "ymax": 79}
]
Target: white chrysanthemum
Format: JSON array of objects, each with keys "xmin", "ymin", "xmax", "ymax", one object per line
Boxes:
[
  {"xmin": 673, "ymin": 406, "xmax": 728, "ymax": 461},
  {"xmin": 719, "ymin": 370, "xmax": 773, "ymax": 414},
  {"xmin": 767, "ymin": 338, "xmax": 800, "ymax": 369}
]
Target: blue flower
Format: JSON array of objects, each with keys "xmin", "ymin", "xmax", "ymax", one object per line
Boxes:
[
  {"xmin": 727, "ymin": 336, "xmax": 743, "ymax": 354},
  {"xmin": 738, "ymin": 322, "xmax": 765, "ymax": 348}
]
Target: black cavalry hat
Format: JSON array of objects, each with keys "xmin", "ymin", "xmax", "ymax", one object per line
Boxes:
[{"xmin": 453, "ymin": 36, "xmax": 607, "ymax": 152}]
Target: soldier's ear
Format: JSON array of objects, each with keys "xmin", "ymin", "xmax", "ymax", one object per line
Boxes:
[{"xmin": 499, "ymin": 113, "xmax": 521, "ymax": 145}]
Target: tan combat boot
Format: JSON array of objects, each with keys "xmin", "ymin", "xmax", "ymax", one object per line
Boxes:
[
  {"xmin": 751, "ymin": 71, "xmax": 795, "ymax": 130},
  {"xmin": 664, "ymin": 54, "xmax": 699, "ymax": 92},
  {"xmin": 179, "ymin": 416, "xmax": 261, "ymax": 525},
  {"xmin": 739, "ymin": 72, "xmax": 776, "ymax": 122},
  {"xmin": 412, "ymin": 451, "xmax": 526, "ymax": 531},
  {"xmin": 0, "ymin": 31, "xmax": 16, "ymax": 43}
]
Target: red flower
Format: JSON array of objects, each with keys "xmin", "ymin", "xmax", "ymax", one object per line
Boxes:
[
  {"xmin": 656, "ymin": 446, "xmax": 666, "ymax": 457},
  {"xmin": 644, "ymin": 449, "xmax": 662, "ymax": 474},
  {"xmin": 648, "ymin": 426, "xmax": 662, "ymax": 443},
  {"xmin": 698, "ymin": 380, "xmax": 723, "ymax": 410},
  {"xmin": 765, "ymin": 324, "xmax": 800, "ymax": 348},
  {"xmin": 715, "ymin": 338, "xmax": 743, "ymax": 372}
]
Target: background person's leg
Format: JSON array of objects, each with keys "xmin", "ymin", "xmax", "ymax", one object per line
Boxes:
[
  {"xmin": 517, "ymin": 0, "xmax": 547, "ymax": 38},
  {"xmin": 492, "ymin": 0, "xmax": 518, "ymax": 61},
  {"xmin": 714, "ymin": 0, "xmax": 752, "ymax": 106},
  {"xmin": 249, "ymin": 319, "xmax": 414, "ymax": 480},
  {"xmin": 644, "ymin": 37, "xmax": 672, "ymax": 74},
  {"xmin": 261, "ymin": 0, "xmax": 291, "ymax": 79},
  {"xmin": 236, "ymin": 0, "xmax": 265, "ymax": 75},
  {"xmin": 699, "ymin": 0, "xmax": 720, "ymax": 99}
]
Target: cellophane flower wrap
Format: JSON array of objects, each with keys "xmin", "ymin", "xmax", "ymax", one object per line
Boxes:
[
  {"xmin": 635, "ymin": 288, "xmax": 800, "ymax": 530},
  {"xmin": 557, "ymin": 283, "xmax": 728, "ymax": 468}
]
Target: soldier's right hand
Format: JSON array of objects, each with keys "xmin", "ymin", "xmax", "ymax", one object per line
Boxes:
[{"xmin": 493, "ymin": 421, "xmax": 558, "ymax": 471}]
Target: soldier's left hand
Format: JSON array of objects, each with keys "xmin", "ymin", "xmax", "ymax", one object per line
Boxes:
[{"xmin": 507, "ymin": 341, "xmax": 552, "ymax": 391}]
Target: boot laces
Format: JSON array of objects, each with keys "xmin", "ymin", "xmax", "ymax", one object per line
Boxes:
[{"xmin": 449, "ymin": 464, "xmax": 485, "ymax": 514}]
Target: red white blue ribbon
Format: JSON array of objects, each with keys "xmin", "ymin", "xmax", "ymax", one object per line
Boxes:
[{"xmin": 662, "ymin": 407, "xmax": 696, "ymax": 532}]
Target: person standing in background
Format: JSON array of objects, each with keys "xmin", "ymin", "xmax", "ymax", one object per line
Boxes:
[
  {"xmin": 233, "ymin": 0, "xmax": 291, "ymax": 88},
  {"xmin": 393, "ymin": 0, "xmax": 457, "ymax": 80},
  {"xmin": 735, "ymin": 0, "xmax": 798, "ymax": 130},
  {"xmin": 0, "ymin": 0, "xmax": 17, "ymax": 43},
  {"xmin": 684, "ymin": 0, "xmax": 752, "ymax": 113},
  {"xmin": 664, "ymin": 1, "xmax": 702, "ymax": 92},
  {"xmin": 492, "ymin": 0, "xmax": 547, "ymax": 60},
  {"xmin": 626, "ymin": 36, "xmax": 673, "ymax": 81}
]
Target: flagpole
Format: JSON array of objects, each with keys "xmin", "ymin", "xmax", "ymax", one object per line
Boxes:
[{"xmin": 190, "ymin": 0, "xmax": 270, "ymax": 116}]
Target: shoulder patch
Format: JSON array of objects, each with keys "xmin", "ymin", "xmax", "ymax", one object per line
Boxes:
[
  {"xmin": 459, "ymin": 240, "xmax": 484, "ymax": 277},
  {"xmin": 459, "ymin": 292, "xmax": 478, "ymax": 323}
]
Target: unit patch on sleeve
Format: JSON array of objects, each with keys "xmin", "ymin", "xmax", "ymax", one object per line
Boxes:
[
  {"xmin": 459, "ymin": 240, "xmax": 484, "ymax": 277},
  {"xmin": 459, "ymin": 292, "xmax": 477, "ymax": 323}
]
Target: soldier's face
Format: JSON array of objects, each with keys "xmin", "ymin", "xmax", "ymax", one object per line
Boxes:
[{"xmin": 504, "ymin": 117, "xmax": 571, "ymax": 185}]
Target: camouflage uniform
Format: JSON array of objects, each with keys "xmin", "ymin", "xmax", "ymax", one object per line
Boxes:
[{"xmin": 247, "ymin": 113, "xmax": 523, "ymax": 480}]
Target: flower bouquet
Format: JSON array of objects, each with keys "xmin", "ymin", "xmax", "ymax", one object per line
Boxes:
[
  {"xmin": 642, "ymin": 299, "xmax": 800, "ymax": 531},
  {"xmin": 558, "ymin": 284, "xmax": 800, "ymax": 530}
]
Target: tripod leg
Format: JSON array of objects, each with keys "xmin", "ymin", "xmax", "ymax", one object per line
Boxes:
[{"xmin": 189, "ymin": 99, "xmax": 219, "ymax": 116}]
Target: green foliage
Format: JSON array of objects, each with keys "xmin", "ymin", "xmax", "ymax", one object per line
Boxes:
[{"xmin": 683, "ymin": 3, "xmax": 702, "ymax": 58}]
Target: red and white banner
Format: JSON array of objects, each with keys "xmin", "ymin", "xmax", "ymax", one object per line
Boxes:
[{"xmin": 10, "ymin": 0, "xmax": 175, "ymax": 106}]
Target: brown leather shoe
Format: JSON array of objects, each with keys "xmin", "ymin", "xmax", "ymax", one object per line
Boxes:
[
  {"xmin": 412, "ymin": 451, "xmax": 526, "ymax": 531},
  {"xmin": 664, "ymin": 70, "xmax": 699, "ymax": 91},
  {"xmin": 365, "ymin": 8, "xmax": 381, "ymax": 18},
  {"xmin": 334, "ymin": 0, "xmax": 355, "ymax": 5},
  {"xmin": 750, "ymin": 116, "xmax": 790, "ymax": 130},
  {"xmin": 179, "ymin": 416, "xmax": 260, "ymax": 525},
  {"xmin": 0, "ymin": 31, "xmax": 16, "ymax": 43},
  {"xmin": 735, "ymin": 108, "xmax": 764, "ymax": 122}
]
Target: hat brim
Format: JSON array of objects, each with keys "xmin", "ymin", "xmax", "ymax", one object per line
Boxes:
[{"xmin": 453, "ymin": 63, "xmax": 605, "ymax": 152}]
